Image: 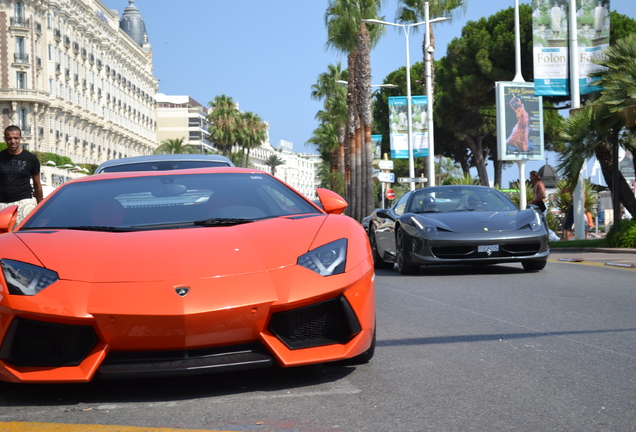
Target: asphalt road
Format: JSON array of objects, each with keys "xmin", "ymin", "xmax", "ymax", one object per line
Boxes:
[{"xmin": 0, "ymin": 258, "xmax": 634, "ymax": 432}]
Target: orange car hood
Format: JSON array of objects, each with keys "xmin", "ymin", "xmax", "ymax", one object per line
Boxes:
[{"xmin": 15, "ymin": 215, "xmax": 327, "ymax": 282}]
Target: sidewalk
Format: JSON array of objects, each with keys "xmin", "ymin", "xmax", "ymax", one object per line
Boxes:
[{"xmin": 549, "ymin": 247, "xmax": 636, "ymax": 269}]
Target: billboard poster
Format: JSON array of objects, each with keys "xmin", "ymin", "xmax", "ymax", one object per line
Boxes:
[
  {"xmin": 371, "ymin": 135, "xmax": 382, "ymax": 159},
  {"xmin": 532, "ymin": 0, "xmax": 610, "ymax": 96},
  {"xmin": 388, "ymin": 96, "xmax": 429, "ymax": 159},
  {"xmin": 496, "ymin": 82, "xmax": 545, "ymax": 161}
]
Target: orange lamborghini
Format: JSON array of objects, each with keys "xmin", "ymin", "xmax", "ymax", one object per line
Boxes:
[{"xmin": 0, "ymin": 168, "xmax": 375, "ymax": 384}]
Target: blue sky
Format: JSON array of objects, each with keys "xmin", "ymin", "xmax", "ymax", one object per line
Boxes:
[{"xmin": 104, "ymin": 0, "xmax": 634, "ymax": 187}]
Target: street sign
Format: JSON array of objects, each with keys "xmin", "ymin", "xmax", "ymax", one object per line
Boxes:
[
  {"xmin": 398, "ymin": 177, "xmax": 428, "ymax": 183},
  {"xmin": 376, "ymin": 172, "xmax": 395, "ymax": 183},
  {"xmin": 378, "ymin": 160, "xmax": 394, "ymax": 170},
  {"xmin": 386, "ymin": 189, "xmax": 396, "ymax": 200}
]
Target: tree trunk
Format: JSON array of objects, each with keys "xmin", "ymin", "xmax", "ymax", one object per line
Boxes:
[
  {"xmin": 463, "ymin": 135, "xmax": 489, "ymax": 185},
  {"xmin": 596, "ymin": 145, "xmax": 636, "ymax": 220},
  {"xmin": 494, "ymin": 157, "xmax": 503, "ymax": 188}
]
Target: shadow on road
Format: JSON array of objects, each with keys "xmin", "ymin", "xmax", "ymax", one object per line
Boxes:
[
  {"xmin": 0, "ymin": 362, "xmax": 360, "ymax": 406},
  {"xmin": 377, "ymin": 328, "xmax": 636, "ymax": 347}
]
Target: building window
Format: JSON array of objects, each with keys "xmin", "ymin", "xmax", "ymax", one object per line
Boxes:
[
  {"xmin": 14, "ymin": 2, "xmax": 25, "ymax": 21},
  {"xmin": 18, "ymin": 108, "xmax": 28, "ymax": 132},
  {"xmin": 15, "ymin": 37, "xmax": 27, "ymax": 63},
  {"xmin": 48, "ymin": 44, "xmax": 53, "ymax": 61},
  {"xmin": 16, "ymin": 72, "xmax": 27, "ymax": 89},
  {"xmin": 47, "ymin": 13, "xmax": 52, "ymax": 29}
]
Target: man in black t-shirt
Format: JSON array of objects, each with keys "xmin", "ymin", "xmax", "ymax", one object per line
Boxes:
[{"xmin": 0, "ymin": 126, "xmax": 43, "ymax": 224}]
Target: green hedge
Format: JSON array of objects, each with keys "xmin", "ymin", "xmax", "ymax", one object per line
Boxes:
[{"xmin": 605, "ymin": 219, "xmax": 636, "ymax": 248}]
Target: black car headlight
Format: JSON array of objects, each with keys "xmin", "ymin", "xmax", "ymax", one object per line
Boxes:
[
  {"xmin": 411, "ymin": 217, "xmax": 438, "ymax": 235},
  {"xmin": 1, "ymin": 259, "xmax": 59, "ymax": 296},
  {"xmin": 298, "ymin": 239, "xmax": 347, "ymax": 276}
]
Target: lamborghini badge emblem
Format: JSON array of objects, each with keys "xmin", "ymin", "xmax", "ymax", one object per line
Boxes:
[{"xmin": 175, "ymin": 287, "xmax": 189, "ymax": 297}]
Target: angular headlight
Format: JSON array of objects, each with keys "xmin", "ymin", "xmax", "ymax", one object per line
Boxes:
[
  {"xmin": 529, "ymin": 212, "xmax": 543, "ymax": 232},
  {"xmin": 298, "ymin": 239, "xmax": 347, "ymax": 276},
  {"xmin": 1, "ymin": 259, "xmax": 59, "ymax": 296}
]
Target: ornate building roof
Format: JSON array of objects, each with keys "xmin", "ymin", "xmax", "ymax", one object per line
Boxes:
[{"xmin": 119, "ymin": 0, "xmax": 147, "ymax": 47}]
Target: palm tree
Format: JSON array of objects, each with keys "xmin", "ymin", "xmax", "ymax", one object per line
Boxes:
[
  {"xmin": 557, "ymin": 34, "xmax": 636, "ymax": 226},
  {"xmin": 208, "ymin": 94, "xmax": 240, "ymax": 156},
  {"xmin": 325, "ymin": 0, "xmax": 384, "ymax": 221},
  {"xmin": 435, "ymin": 155, "xmax": 462, "ymax": 184},
  {"xmin": 154, "ymin": 138, "xmax": 196, "ymax": 155},
  {"xmin": 308, "ymin": 119, "xmax": 345, "ymax": 196},
  {"xmin": 310, "ymin": 63, "xmax": 348, "ymax": 187},
  {"xmin": 264, "ymin": 154, "xmax": 286, "ymax": 176},
  {"xmin": 236, "ymin": 111, "xmax": 268, "ymax": 167}
]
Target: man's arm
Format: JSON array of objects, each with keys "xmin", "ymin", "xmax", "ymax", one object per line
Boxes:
[{"xmin": 32, "ymin": 173, "xmax": 43, "ymax": 203}]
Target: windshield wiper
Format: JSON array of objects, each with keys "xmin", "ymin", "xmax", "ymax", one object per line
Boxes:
[
  {"xmin": 193, "ymin": 218, "xmax": 256, "ymax": 227},
  {"xmin": 64, "ymin": 226, "xmax": 133, "ymax": 232}
]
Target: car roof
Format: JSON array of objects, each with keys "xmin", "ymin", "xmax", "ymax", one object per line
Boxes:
[{"xmin": 94, "ymin": 154, "xmax": 234, "ymax": 174}]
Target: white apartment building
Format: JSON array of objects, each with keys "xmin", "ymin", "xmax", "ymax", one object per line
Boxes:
[
  {"xmin": 0, "ymin": 0, "xmax": 158, "ymax": 164},
  {"xmin": 251, "ymin": 140, "xmax": 321, "ymax": 200},
  {"xmin": 155, "ymin": 93, "xmax": 213, "ymax": 154}
]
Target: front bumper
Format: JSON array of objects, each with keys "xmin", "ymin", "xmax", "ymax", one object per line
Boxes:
[
  {"xmin": 0, "ymin": 264, "xmax": 375, "ymax": 384},
  {"xmin": 407, "ymin": 230, "xmax": 550, "ymax": 266}
]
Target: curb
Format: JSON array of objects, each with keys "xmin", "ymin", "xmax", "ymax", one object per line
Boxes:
[{"xmin": 550, "ymin": 247, "xmax": 636, "ymax": 254}]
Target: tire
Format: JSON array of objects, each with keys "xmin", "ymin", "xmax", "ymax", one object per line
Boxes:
[
  {"xmin": 522, "ymin": 260, "xmax": 547, "ymax": 271},
  {"xmin": 370, "ymin": 229, "xmax": 394, "ymax": 270},
  {"xmin": 396, "ymin": 228, "xmax": 419, "ymax": 275},
  {"xmin": 345, "ymin": 327, "xmax": 376, "ymax": 365}
]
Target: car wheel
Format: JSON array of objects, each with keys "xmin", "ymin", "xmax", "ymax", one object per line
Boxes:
[
  {"xmin": 344, "ymin": 327, "xmax": 376, "ymax": 365},
  {"xmin": 370, "ymin": 229, "xmax": 394, "ymax": 270},
  {"xmin": 396, "ymin": 228, "xmax": 419, "ymax": 275},
  {"xmin": 522, "ymin": 260, "xmax": 547, "ymax": 271}
]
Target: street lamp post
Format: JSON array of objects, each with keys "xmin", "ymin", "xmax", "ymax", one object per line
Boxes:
[{"xmin": 364, "ymin": 6, "xmax": 450, "ymax": 191}]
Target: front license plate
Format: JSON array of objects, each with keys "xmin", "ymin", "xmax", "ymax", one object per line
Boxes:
[{"xmin": 478, "ymin": 245, "xmax": 499, "ymax": 253}]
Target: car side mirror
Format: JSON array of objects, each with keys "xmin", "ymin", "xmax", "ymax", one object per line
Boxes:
[
  {"xmin": 315, "ymin": 188, "xmax": 348, "ymax": 215},
  {"xmin": 0, "ymin": 205, "xmax": 19, "ymax": 233},
  {"xmin": 376, "ymin": 209, "xmax": 393, "ymax": 219}
]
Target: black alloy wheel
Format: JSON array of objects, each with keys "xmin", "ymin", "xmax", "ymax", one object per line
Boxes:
[{"xmin": 396, "ymin": 227, "xmax": 420, "ymax": 275}]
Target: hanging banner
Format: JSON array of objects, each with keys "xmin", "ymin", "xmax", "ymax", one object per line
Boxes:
[
  {"xmin": 388, "ymin": 96, "xmax": 428, "ymax": 159},
  {"xmin": 532, "ymin": 0, "xmax": 569, "ymax": 96},
  {"xmin": 577, "ymin": 0, "xmax": 610, "ymax": 95},
  {"xmin": 532, "ymin": 0, "xmax": 610, "ymax": 96},
  {"xmin": 371, "ymin": 135, "xmax": 382, "ymax": 159},
  {"xmin": 496, "ymin": 82, "xmax": 545, "ymax": 161}
]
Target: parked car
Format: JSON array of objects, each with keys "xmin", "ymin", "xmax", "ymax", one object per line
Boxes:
[
  {"xmin": 94, "ymin": 154, "xmax": 234, "ymax": 174},
  {"xmin": 368, "ymin": 185, "xmax": 549, "ymax": 274},
  {"xmin": 0, "ymin": 167, "xmax": 375, "ymax": 384}
]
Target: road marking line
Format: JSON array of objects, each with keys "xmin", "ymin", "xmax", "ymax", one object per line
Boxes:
[{"xmin": 0, "ymin": 422, "xmax": 232, "ymax": 432}]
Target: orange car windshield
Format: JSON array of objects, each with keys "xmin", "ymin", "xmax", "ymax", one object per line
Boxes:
[{"xmin": 22, "ymin": 173, "xmax": 321, "ymax": 230}]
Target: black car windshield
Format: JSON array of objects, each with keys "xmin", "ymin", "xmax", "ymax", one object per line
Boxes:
[
  {"xmin": 22, "ymin": 173, "xmax": 321, "ymax": 230},
  {"xmin": 407, "ymin": 186, "xmax": 519, "ymax": 213}
]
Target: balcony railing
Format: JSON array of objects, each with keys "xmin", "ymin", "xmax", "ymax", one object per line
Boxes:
[
  {"xmin": 63, "ymin": 36, "xmax": 70, "ymax": 46},
  {"xmin": 54, "ymin": 29, "xmax": 61, "ymax": 40},
  {"xmin": 10, "ymin": 17, "xmax": 30, "ymax": 28},
  {"xmin": 14, "ymin": 53, "xmax": 29, "ymax": 64}
]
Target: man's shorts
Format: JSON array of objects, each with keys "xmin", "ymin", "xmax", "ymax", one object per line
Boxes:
[{"xmin": 0, "ymin": 198, "xmax": 37, "ymax": 225}]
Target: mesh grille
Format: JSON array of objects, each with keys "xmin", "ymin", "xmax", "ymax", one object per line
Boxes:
[
  {"xmin": 1, "ymin": 317, "xmax": 97, "ymax": 367},
  {"xmin": 269, "ymin": 296, "xmax": 360, "ymax": 349}
]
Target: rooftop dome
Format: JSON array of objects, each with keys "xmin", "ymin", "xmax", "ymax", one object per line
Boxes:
[
  {"xmin": 119, "ymin": 0, "xmax": 147, "ymax": 47},
  {"xmin": 538, "ymin": 164, "xmax": 559, "ymax": 188}
]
